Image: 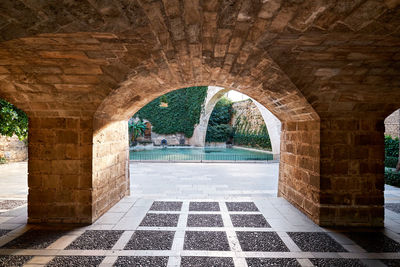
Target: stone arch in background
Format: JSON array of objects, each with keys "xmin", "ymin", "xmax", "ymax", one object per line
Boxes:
[
  {"xmin": 188, "ymin": 86, "xmax": 282, "ymax": 159},
  {"xmin": 0, "ymin": 0, "xmax": 398, "ymax": 226}
]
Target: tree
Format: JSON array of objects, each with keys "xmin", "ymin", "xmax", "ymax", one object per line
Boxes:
[
  {"xmin": 129, "ymin": 120, "xmax": 147, "ymax": 142},
  {"xmin": 0, "ymin": 99, "xmax": 28, "ymax": 141}
]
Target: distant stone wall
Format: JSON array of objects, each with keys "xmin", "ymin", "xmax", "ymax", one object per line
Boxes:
[
  {"xmin": 231, "ymin": 99, "xmax": 265, "ymax": 130},
  {"xmin": 385, "ymin": 109, "xmax": 400, "ymax": 138},
  {"xmin": 0, "ymin": 135, "xmax": 28, "ymax": 162},
  {"xmin": 151, "ymin": 132, "xmax": 188, "ymax": 146}
]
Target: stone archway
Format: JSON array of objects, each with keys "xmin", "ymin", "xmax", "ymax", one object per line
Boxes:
[
  {"xmin": 0, "ymin": 1, "xmax": 398, "ymax": 226},
  {"xmin": 188, "ymin": 86, "xmax": 230, "ymax": 147},
  {"xmin": 188, "ymin": 86, "xmax": 282, "ymax": 159}
]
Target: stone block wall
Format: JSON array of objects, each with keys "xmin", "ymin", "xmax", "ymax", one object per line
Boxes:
[
  {"xmin": 231, "ymin": 100, "xmax": 265, "ymax": 131},
  {"xmin": 385, "ymin": 109, "xmax": 400, "ymax": 138},
  {"xmin": 93, "ymin": 120, "xmax": 129, "ymax": 221},
  {"xmin": 28, "ymin": 117, "xmax": 93, "ymax": 224},
  {"xmin": 0, "ymin": 135, "xmax": 28, "ymax": 162}
]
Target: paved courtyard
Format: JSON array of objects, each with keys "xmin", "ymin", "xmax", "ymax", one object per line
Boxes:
[{"xmin": 0, "ymin": 162, "xmax": 399, "ymax": 266}]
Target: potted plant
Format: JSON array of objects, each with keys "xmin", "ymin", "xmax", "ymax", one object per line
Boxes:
[
  {"xmin": 159, "ymin": 95, "xmax": 168, "ymax": 107},
  {"xmin": 129, "ymin": 120, "xmax": 147, "ymax": 146}
]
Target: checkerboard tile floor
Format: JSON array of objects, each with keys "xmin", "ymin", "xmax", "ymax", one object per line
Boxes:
[{"xmin": 0, "ymin": 199, "xmax": 399, "ymax": 266}]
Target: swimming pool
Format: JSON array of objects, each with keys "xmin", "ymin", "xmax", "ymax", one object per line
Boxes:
[{"xmin": 129, "ymin": 147, "xmax": 273, "ymax": 161}]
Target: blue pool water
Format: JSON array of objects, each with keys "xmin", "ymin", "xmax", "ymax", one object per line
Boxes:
[{"xmin": 129, "ymin": 147, "xmax": 273, "ymax": 161}]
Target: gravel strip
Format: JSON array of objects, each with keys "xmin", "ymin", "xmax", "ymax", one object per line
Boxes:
[
  {"xmin": 46, "ymin": 256, "xmax": 105, "ymax": 267},
  {"xmin": 0, "ymin": 255, "xmax": 33, "ymax": 267},
  {"xmin": 0, "ymin": 200, "xmax": 27, "ymax": 210},
  {"xmin": 189, "ymin": 202, "xmax": 220, "ymax": 211},
  {"xmin": 150, "ymin": 201, "xmax": 182, "ymax": 211},
  {"xmin": 66, "ymin": 230, "xmax": 123, "ymax": 250},
  {"xmin": 310, "ymin": 258, "xmax": 366, "ymax": 267},
  {"xmin": 181, "ymin": 256, "xmax": 234, "ymax": 267},
  {"xmin": 287, "ymin": 232, "xmax": 347, "ymax": 252},
  {"xmin": 230, "ymin": 214, "xmax": 270, "ymax": 228},
  {"xmin": 344, "ymin": 232, "xmax": 400, "ymax": 252},
  {"xmin": 0, "ymin": 229, "xmax": 10, "ymax": 237},
  {"xmin": 236, "ymin": 231, "xmax": 289, "ymax": 252},
  {"xmin": 1, "ymin": 230, "xmax": 66, "ymax": 249},
  {"xmin": 381, "ymin": 259, "xmax": 400, "ymax": 267},
  {"xmin": 113, "ymin": 256, "xmax": 168, "ymax": 267},
  {"xmin": 184, "ymin": 231, "xmax": 230, "ymax": 251},
  {"xmin": 139, "ymin": 213, "xmax": 179, "ymax": 227},
  {"xmin": 246, "ymin": 258, "xmax": 301, "ymax": 267},
  {"xmin": 124, "ymin": 230, "xmax": 175, "ymax": 250},
  {"xmin": 226, "ymin": 202, "xmax": 259, "ymax": 212},
  {"xmin": 385, "ymin": 203, "xmax": 400, "ymax": 214},
  {"xmin": 187, "ymin": 214, "xmax": 224, "ymax": 227}
]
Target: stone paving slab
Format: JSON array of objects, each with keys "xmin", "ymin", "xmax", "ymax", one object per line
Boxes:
[
  {"xmin": 309, "ymin": 258, "xmax": 367, "ymax": 267},
  {"xmin": 230, "ymin": 214, "xmax": 270, "ymax": 228},
  {"xmin": 288, "ymin": 232, "xmax": 347, "ymax": 252},
  {"xmin": 0, "ymin": 255, "xmax": 32, "ymax": 266},
  {"xmin": 150, "ymin": 201, "xmax": 182, "ymax": 211},
  {"xmin": 226, "ymin": 202, "xmax": 259, "ymax": 212},
  {"xmin": 0, "ymin": 229, "xmax": 10, "ymax": 238},
  {"xmin": 66, "ymin": 230, "xmax": 123, "ymax": 250},
  {"xmin": 124, "ymin": 230, "xmax": 175, "ymax": 250},
  {"xmin": 0, "ymin": 200, "xmax": 26, "ymax": 211},
  {"xmin": 381, "ymin": 259, "xmax": 400, "ymax": 267},
  {"xmin": 189, "ymin": 202, "xmax": 220, "ymax": 211},
  {"xmin": 236, "ymin": 231, "xmax": 289, "ymax": 252},
  {"xmin": 46, "ymin": 256, "xmax": 105, "ymax": 267},
  {"xmin": 386, "ymin": 203, "xmax": 400, "ymax": 214},
  {"xmin": 184, "ymin": 231, "xmax": 230, "ymax": 251},
  {"xmin": 139, "ymin": 213, "xmax": 179, "ymax": 227},
  {"xmin": 246, "ymin": 257, "xmax": 301, "ymax": 267},
  {"xmin": 181, "ymin": 256, "xmax": 234, "ymax": 267},
  {"xmin": 113, "ymin": 256, "xmax": 168, "ymax": 267},
  {"xmin": 1, "ymin": 230, "xmax": 66, "ymax": 249},
  {"xmin": 344, "ymin": 232, "xmax": 400, "ymax": 253},
  {"xmin": 187, "ymin": 214, "xmax": 224, "ymax": 227}
]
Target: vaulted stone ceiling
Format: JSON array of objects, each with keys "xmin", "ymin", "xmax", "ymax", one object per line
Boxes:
[{"xmin": 0, "ymin": 0, "xmax": 399, "ymax": 122}]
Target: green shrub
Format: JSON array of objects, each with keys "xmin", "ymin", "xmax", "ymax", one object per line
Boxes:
[
  {"xmin": 0, "ymin": 157, "xmax": 6, "ymax": 164},
  {"xmin": 385, "ymin": 135, "xmax": 399, "ymax": 157},
  {"xmin": 205, "ymin": 97, "xmax": 233, "ymax": 143},
  {"xmin": 385, "ymin": 156, "xmax": 398, "ymax": 168},
  {"xmin": 385, "ymin": 170, "xmax": 400, "ymax": 187},
  {"xmin": 0, "ymin": 99, "xmax": 28, "ymax": 141}
]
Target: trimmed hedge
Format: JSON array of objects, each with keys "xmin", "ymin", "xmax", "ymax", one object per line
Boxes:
[
  {"xmin": 205, "ymin": 97, "xmax": 234, "ymax": 142},
  {"xmin": 384, "ymin": 136, "xmax": 399, "ymax": 168},
  {"xmin": 385, "ymin": 170, "xmax": 400, "ymax": 187},
  {"xmin": 385, "ymin": 135, "xmax": 399, "ymax": 157},
  {"xmin": 385, "ymin": 156, "xmax": 398, "ymax": 169}
]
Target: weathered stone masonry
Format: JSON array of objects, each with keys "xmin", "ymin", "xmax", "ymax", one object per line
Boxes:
[{"xmin": 0, "ymin": 1, "xmax": 399, "ymax": 226}]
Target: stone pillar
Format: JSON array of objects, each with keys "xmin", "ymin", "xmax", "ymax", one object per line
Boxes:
[
  {"xmin": 252, "ymin": 99, "xmax": 281, "ymax": 159},
  {"xmin": 279, "ymin": 118, "xmax": 384, "ymax": 227},
  {"xmin": 28, "ymin": 117, "xmax": 130, "ymax": 224},
  {"xmin": 278, "ymin": 120, "xmax": 321, "ymax": 222},
  {"xmin": 319, "ymin": 118, "xmax": 384, "ymax": 227},
  {"xmin": 28, "ymin": 117, "xmax": 93, "ymax": 224},
  {"xmin": 92, "ymin": 120, "xmax": 130, "ymax": 221}
]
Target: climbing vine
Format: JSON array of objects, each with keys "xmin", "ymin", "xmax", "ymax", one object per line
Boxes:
[
  {"xmin": 134, "ymin": 86, "xmax": 207, "ymax": 138},
  {"xmin": 233, "ymin": 117, "xmax": 271, "ymax": 150}
]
